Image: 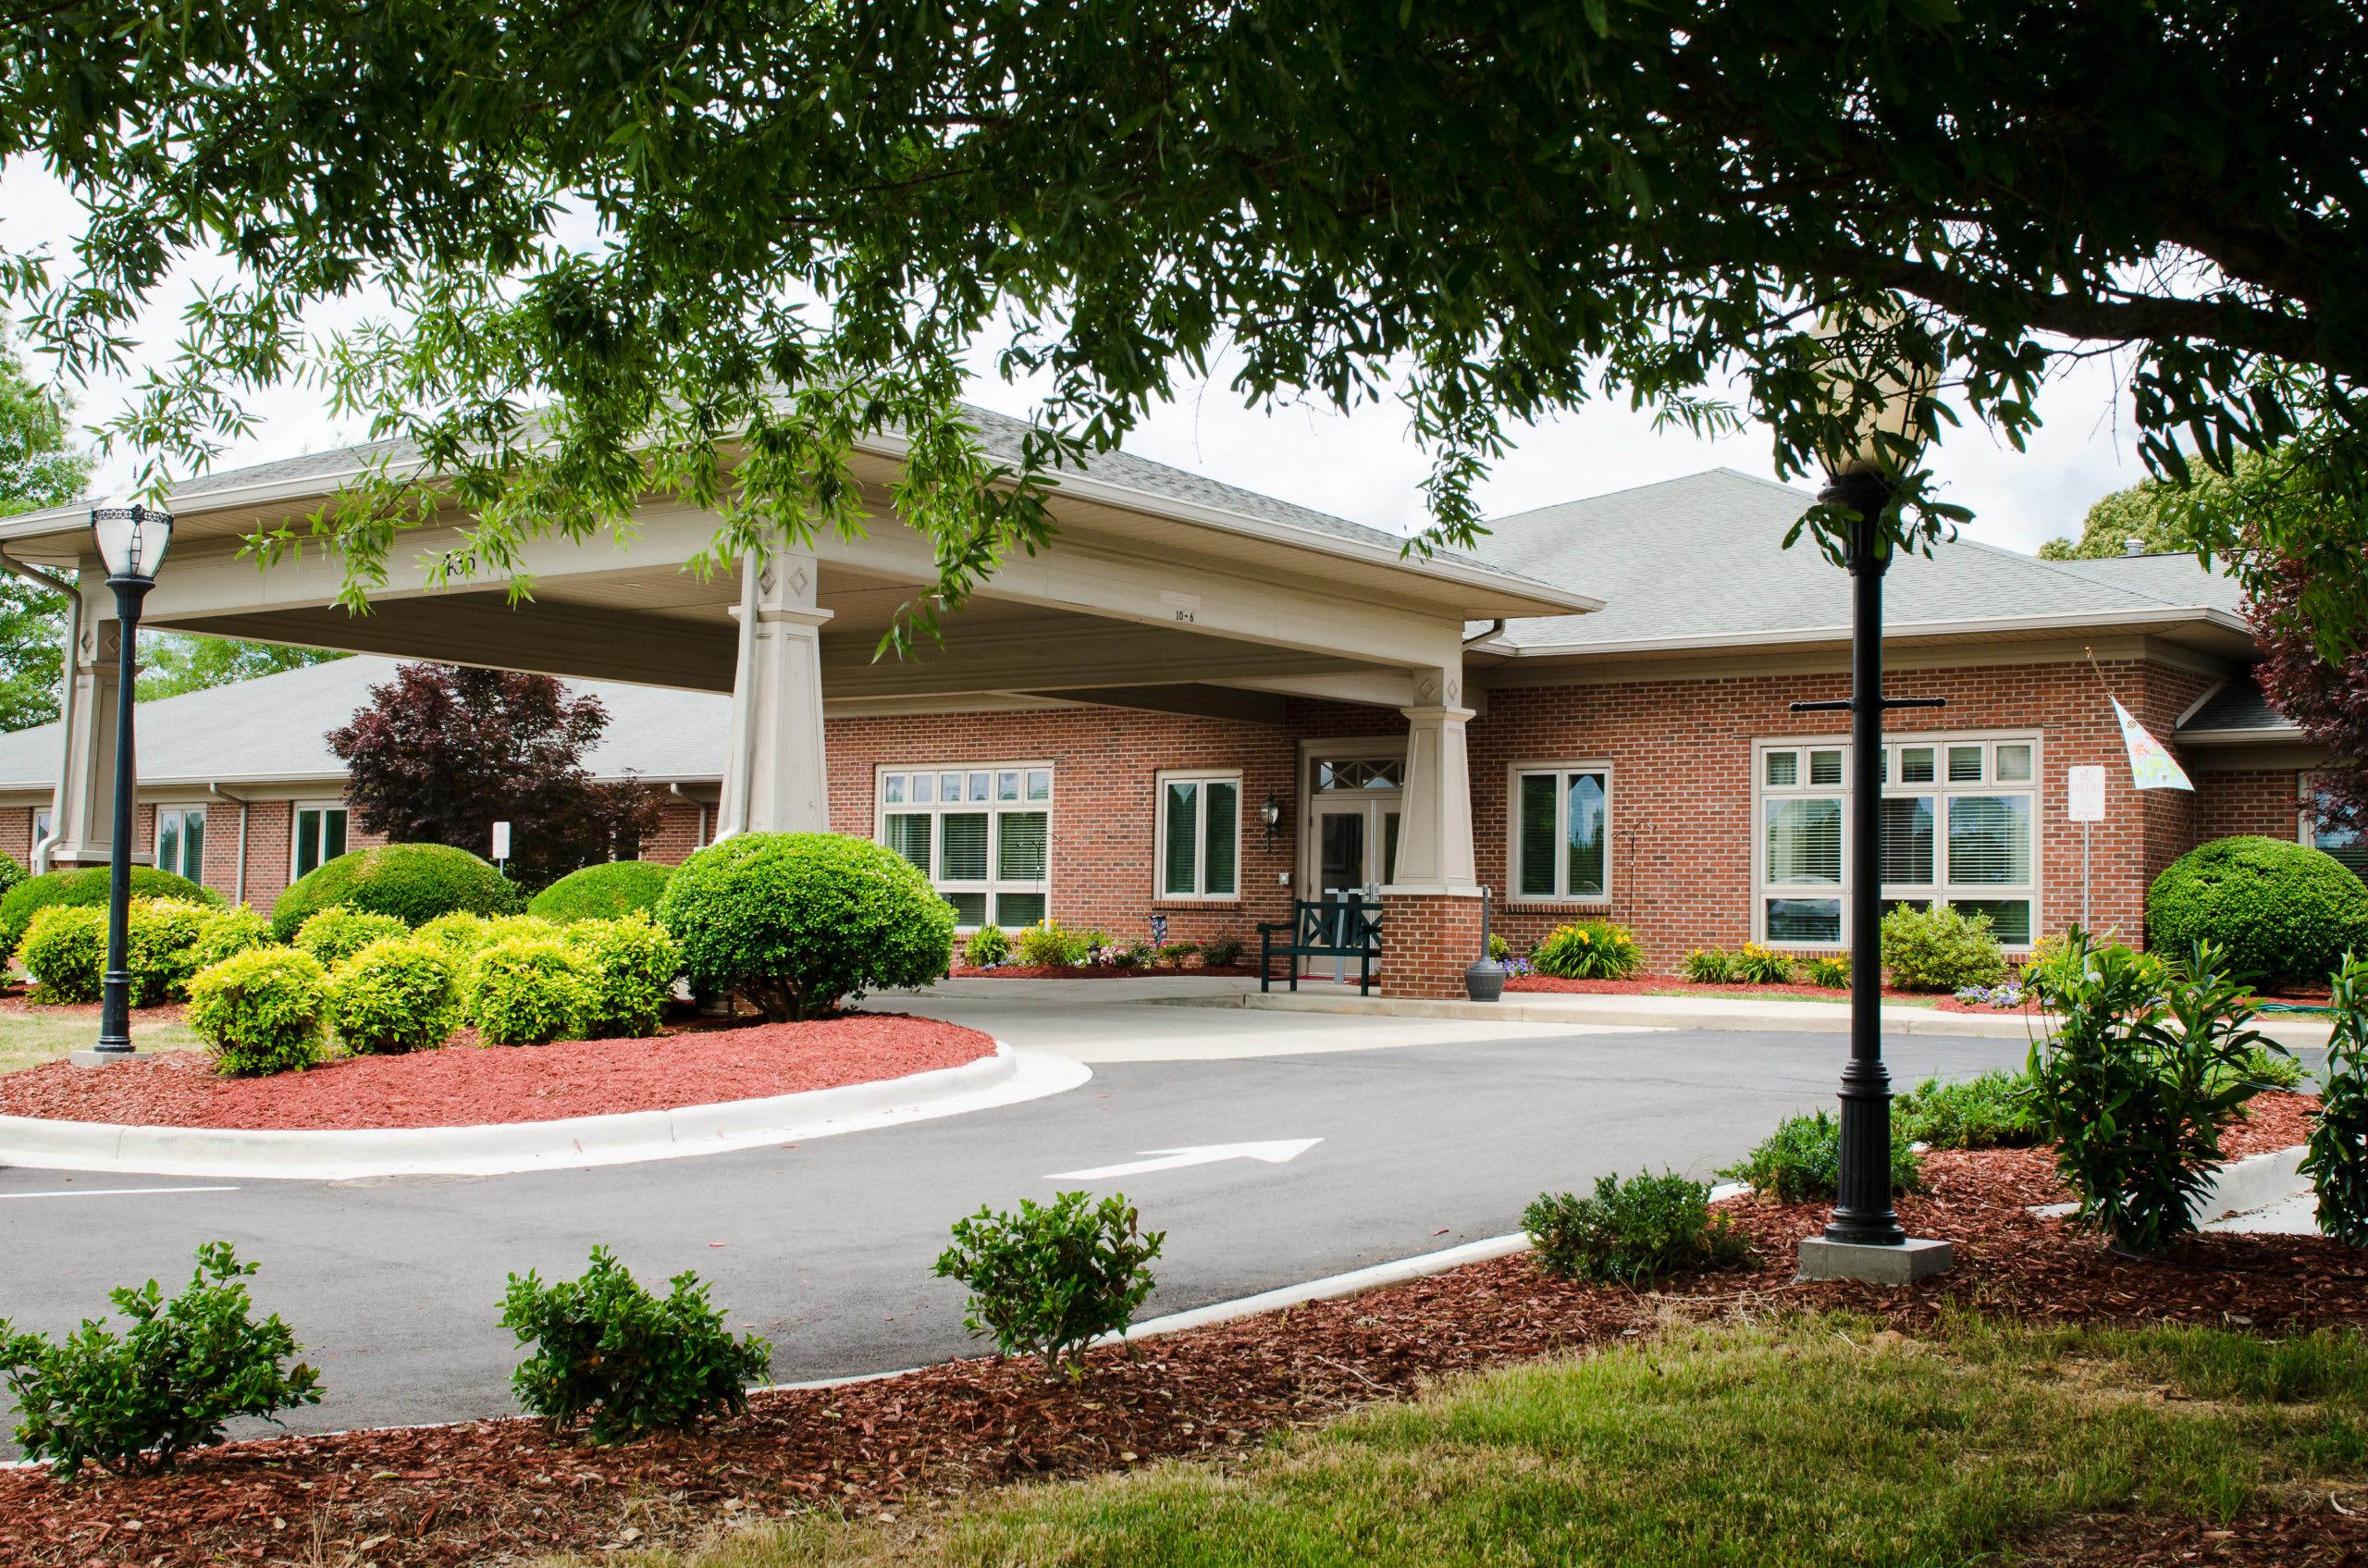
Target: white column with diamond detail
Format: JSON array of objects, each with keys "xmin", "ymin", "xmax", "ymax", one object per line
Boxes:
[
  {"xmin": 1383, "ymin": 666, "xmax": 1481, "ymax": 895},
  {"xmin": 718, "ymin": 549, "xmax": 834, "ymax": 838}
]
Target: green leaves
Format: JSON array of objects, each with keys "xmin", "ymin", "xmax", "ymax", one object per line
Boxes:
[
  {"xmin": 501, "ymin": 1247, "xmax": 772, "ymax": 1445},
  {"xmin": 2023, "ymin": 931, "xmax": 2280, "ymax": 1253},
  {"xmin": 0, "ymin": 1241, "xmax": 323, "ymax": 1478},
  {"xmin": 2305, "ymin": 951, "xmax": 2368, "ymax": 1247},
  {"xmin": 1524, "ymin": 1172, "xmax": 1754, "ymax": 1288},
  {"xmin": 933, "ymin": 1191, "xmax": 1165, "ymax": 1376}
]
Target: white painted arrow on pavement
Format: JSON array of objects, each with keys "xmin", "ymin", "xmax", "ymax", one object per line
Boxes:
[{"xmin": 1046, "ymin": 1139, "xmax": 1322, "ymax": 1181}]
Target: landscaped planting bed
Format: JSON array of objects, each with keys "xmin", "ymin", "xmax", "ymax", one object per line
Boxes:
[
  {"xmin": 947, "ymin": 963, "xmax": 1256, "ymax": 980},
  {"xmin": 1509, "ymin": 971, "xmax": 2049, "ymax": 1013},
  {"xmin": 0, "ymin": 1094, "xmax": 2352, "ymax": 1566},
  {"xmin": 0, "ymin": 1015, "xmax": 996, "ymax": 1130}
]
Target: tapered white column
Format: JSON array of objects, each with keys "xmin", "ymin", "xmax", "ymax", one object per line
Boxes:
[
  {"xmin": 1383, "ymin": 666, "xmax": 1480, "ymax": 895},
  {"xmin": 48, "ymin": 583, "xmax": 145, "ymax": 869},
  {"xmin": 717, "ymin": 549, "xmax": 833, "ymax": 837}
]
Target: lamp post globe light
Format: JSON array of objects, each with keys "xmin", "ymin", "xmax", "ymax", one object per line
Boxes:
[
  {"xmin": 1788, "ymin": 311, "xmax": 1955, "ymax": 1282},
  {"xmin": 89, "ymin": 503, "xmax": 173, "ymax": 1058}
]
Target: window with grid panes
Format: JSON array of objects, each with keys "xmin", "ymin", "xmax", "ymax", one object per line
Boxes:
[
  {"xmin": 1755, "ymin": 735, "xmax": 2039, "ymax": 946},
  {"xmin": 2304, "ymin": 775, "xmax": 2368, "ymax": 882},
  {"xmin": 293, "ymin": 804, "xmax": 348, "ymax": 880},
  {"xmin": 1510, "ymin": 764, "xmax": 1611, "ymax": 901},
  {"xmin": 155, "ymin": 806, "xmax": 205, "ymax": 883},
  {"xmin": 1157, "ymin": 772, "xmax": 1240, "ymax": 898},
  {"xmin": 877, "ymin": 765, "xmax": 1052, "ymax": 928}
]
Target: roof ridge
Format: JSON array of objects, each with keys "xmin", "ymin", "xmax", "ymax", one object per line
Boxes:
[{"xmin": 1483, "ymin": 466, "xmax": 1813, "ymax": 528}]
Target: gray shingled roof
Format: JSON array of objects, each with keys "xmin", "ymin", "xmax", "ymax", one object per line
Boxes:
[
  {"xmin": 2177, "ymin": 675, "xmax": 2294, "ymax": 735},
  {"xmin": 0, "ymin": 657, "xmax": 731, "ymax": 791},
  {"xmin": 1473, "ymin": 469, "xmax": 2247, "ymax": 648}
]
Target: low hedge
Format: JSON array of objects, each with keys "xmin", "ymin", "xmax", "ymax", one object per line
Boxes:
[
  {"xmin": 187, "ymin": 948, "xmax": 331, "ymax": 1076},
  {"xmin": 2149, "ymin": 835, "xmax": 2368, "ymax": 990},
  {"xmin": 0, "ymin": 866, "xmax": 214, "ymax": 957},
  {"xmin": 15, "ymin": 897, "xmax": 250, "ymax": 1005},
  {"xmin": 657, "ymin": 833, "xmax": 955, "ymax": 1021},
  {"xmin": 529, "ymin": 861, "xmax": 673, "ymax": 924},
  {"xmin": 269, "ymin": 842, "xmax": 520, "ymax": 943}
]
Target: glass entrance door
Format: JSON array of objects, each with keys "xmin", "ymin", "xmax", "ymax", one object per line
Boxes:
[{"xmin": 1304, "ymin": 799, "xmax": 1401, "ymax": 975}]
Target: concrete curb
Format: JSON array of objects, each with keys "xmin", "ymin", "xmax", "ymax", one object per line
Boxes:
[
  {"xmin": 1154, "ymin": 991, "xmax": 2338, "ymax": 1049},
  {"xmin": 2201, "ymin": 1144, "xmax": 2311, "ymax": 1224},
  {"xmin": 0, "ymin": 1043, "xmax": 1091, "ymax": 1180}
]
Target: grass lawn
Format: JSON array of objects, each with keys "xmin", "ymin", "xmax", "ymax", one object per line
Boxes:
[
  {"xmin": 0, "ymin": 1003, "xmax": 201, "ymax": 1077},
  {"xmin": 584, "ymin": 1315, "xmax": 2368, "ymax": 1568}
]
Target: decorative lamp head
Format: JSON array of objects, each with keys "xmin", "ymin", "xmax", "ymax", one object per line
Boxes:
[
  {"xmin": 1809, "ymin": 302, "xmax": 1939, "ymax": 479},
  {"xmin": 90, "ymin": 504, "xmax": 175, "ymax": 584}
]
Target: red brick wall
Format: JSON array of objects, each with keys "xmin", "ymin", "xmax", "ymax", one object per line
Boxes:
[
  {"xmin": 2196, "ymin": 768, "xmax": 2304, "ymax": 844},
  {"xmin": 244, "ymin": 800, "xmax": 297, "ymax": 910},
  {"xmin": 823, "ymin": 706, "xmax": 1299, "ymax": 947},
  {"xmin": 644, "ymin": 799, "xmax": 710, "ymax": 866},
  {"xmin": 1464, "ymin": 655, "xmax": 2218, "ymax": 967},
  {"xmin": 1380, "ymin": 891, "xmax": 1486, "ymax": 999},
  {"xmin": 0, "ymin": 806, "xmax": 32, "ymax": 869}
]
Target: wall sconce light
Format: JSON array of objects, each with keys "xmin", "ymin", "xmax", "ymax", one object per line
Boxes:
[{"xmin": 1260, "ymin": 792, "xmax": 1285, "ymax": 847}]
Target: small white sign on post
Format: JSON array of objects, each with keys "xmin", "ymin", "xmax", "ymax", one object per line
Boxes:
[
  {"xmin": 2066, "ymin": 767, "xmax": 2106, "ymax": 822},
  {"xmin": 490, "ymin": 821, "xmax": 512, "ymax": 862}
]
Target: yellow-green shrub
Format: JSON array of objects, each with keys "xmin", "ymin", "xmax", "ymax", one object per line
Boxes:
[
  {"xmin": 189, "ymin": 903, "xmax": 272, "ymax": 971},
  {"xmin": 471, "ymin": 938, "xmax": 590, "ymax": 1046},
  {"xmin": 330, "ymin": 937, "xmax": 462, "ymax": 1055},
  {"xmin": 294, "ymin": 907, "xmax": 408, "ymax": 969},
  {"xmin": 187, "ymin": 948, "xmax": 331, "ymax": 1075},
  {"xmin": 566, "ymin": 916, "xmax": 681, "ymax": 1039},
  {"xmin": 416, "ymin": 911, "xmax": 494, "ymax": 960},
  {"xmin": 130, "ymin": 898, "xmax": 221, "ymax": 1003},
  {"xmin": 17, "ymin": 904, "xmax": 105, "ymax": 1003}
]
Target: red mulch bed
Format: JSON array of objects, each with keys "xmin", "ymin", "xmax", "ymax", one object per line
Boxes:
[
  {"xmin": 0, "ymin": 1095, "xmax": 2355, "ymax": 1566},
  {"xmin": 0, "ymin": 1016, "xmax": 996, "ymax": 1130},
  {"xmin": 948, "ymin": 964, "xmax": 1257, "ymax": 980}
]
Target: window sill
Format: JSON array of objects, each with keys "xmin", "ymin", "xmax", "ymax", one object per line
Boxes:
[
  {"xmin": 1152, "ymin": 896, "xmax": 1242, "ymax": 907},
  {"xmin": 1506, "ymin": 899, "xmax": 1613, "ymax": 912}
]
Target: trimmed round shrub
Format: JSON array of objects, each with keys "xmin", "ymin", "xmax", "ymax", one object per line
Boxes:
[
  {"xmin": 471, "ymin": 938, "xmax": 590, "ymax": 1046},
  {"xmin": 268, "ymin": 842, "xmax": 520, "ymax": 943},
  {"xmin": 187, "ymin": 948, "xmax": 330, "ymax": 1075},
  {"xmin": 567, "ymin": 916, "xmax": 681, "ymax": 1039},
  {"xmin": 189, "ymin": 904, "xmax": 272, "ymax": 971},
  {"xmin": 0, "ymin": 866, "xmax": 214, "ymax": 957},
  {"xmin": 18, "ymin": 905, "xmax": 106, "ymax": 1003},
  {"xmin": 2150, "ymin": 835, "xmax": 2368, "ymax": 990},
  {"xmin": 530, "ymin": 861, "xmax": 674, "ymax": 924},
  {"xmin": 657, "ymin": 833, "xmax": 956, "ymax": 1021},
  {"xmin": 294, "ymin": 907, "xmax": 410, "ymax": 969},
  {"xmin": 330, "ymin": 937, "xmax": 462, "ymax": 1055},
  {"xmin": 1881, "ymin": 902, "xmax": 2008, "ymax": 992}
]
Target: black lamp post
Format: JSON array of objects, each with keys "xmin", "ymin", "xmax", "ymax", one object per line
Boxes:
[
  {"xmin": 1785, "ymin": 312, "xmax": 1950, "ymax": 1277},
  {"xmin": 90, "ymin": 503, "xmax": 173, "ymax": 1057}
]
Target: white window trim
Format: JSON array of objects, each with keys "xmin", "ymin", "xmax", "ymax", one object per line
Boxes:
[
  {"xmin": 1154, "ymin": 770, "xmax": 1244, "ymax": 903},
  {"xmin": 290, "ymin": 800, "xmax": 350, "ymax": 881},
  {"xmin": 1753, "ymin": 732, "xmax": 2042, "ymax": 949},
  {"xmin": 1504, "ymin": 759, "xmax": 1615, "ymax": 907},
  {"xmin": 154, "ymin": 803, "xmax": 209, "ymax": 883},
  {"xmin": 871, "ymin": 761, "xmax": 1054, "ymax": 931}
]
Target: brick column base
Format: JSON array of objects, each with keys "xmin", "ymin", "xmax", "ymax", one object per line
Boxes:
[{"xmin": 1379, "ymin": 892, "xmax": 1486, "ymax": 999}]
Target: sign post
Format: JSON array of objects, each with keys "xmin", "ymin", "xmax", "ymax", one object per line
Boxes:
[
  {"xmin": 491, "ymin": 820, "xmax": 512, "ymax": 877},
  {"xmin": 2066, "ymin": 767, "xmax": 2106, "ymax": 929}
]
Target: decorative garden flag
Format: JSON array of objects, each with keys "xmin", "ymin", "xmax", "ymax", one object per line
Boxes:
[{"xmin": 2111, "ymin": 698, "xmax": 2193, "ymax": 792}]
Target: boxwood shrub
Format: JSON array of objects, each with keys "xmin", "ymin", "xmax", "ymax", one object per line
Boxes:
[
  {"xmin": 567, "ymin": 916, "xmax": 680, "ymax": 1039},
  {"xmin": 2149, "ymin": 835, "xmax": 2368, "ymax": 990},
  {"xmin": 657, "ymin": 833, "xmax": 956, "ymax": 1020},
  {"xmin": 529, "ymin": 860, "xmax": 673, "ymax": 924},
  {"xmin": 293, "ymin": 907, "xmax": 410, "ymax": 969},
  {"xmin": 1880, "ymin": 902, "xmax": 2008, "ymax": 991},
  {"xmin": 187, "ymin": 948, "xmax": 331, "ymax": 1075},
  {"xmin": 0, "ymin": 866, "xmax": 213, "ymax": 957},
  {"xmin": 330, "ymin": 937, "xmax": 462, "ymax": 1055},
  {"xmin": 471, "ymin": 938, "xmax": 590, "ymax": 1045},
  {"xmin": 268, "ymin": 842, "xmax": 520, "ymax": 943}
]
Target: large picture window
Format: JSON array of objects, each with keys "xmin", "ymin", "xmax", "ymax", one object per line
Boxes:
[
  {"xmin": 1756, "ymin": 735, "xmax": 2039, "ymax": 947},
  {"xmin": 1158, "ymin": 772, "xmax": 1240, "ymax": 899},
  {"xmin": 2304, "ymin": 775, "xmax": 2367, "ymax": 882},
  {"xmin": 877, "ymin": 764, "xmax": 1052, "ymax": 929},
  {"xmin": 1509, "ymin": 764, "xmax": 1611, "ymax": 902}
]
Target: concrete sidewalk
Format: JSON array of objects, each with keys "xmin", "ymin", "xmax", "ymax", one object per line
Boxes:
[{"xmin": 1146, "ymin": 985, "xmax": 2337, "ymax": 1051}]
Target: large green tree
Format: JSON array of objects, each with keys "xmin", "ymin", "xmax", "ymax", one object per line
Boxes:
[{"xmin": 8, "ymin": 1, "xmax": 2367, "ymax": 647}]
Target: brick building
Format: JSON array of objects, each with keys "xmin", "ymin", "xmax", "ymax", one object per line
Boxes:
[{"xmin": 0, "ymin": 425, "xmax": 2331, "ymax": 994}]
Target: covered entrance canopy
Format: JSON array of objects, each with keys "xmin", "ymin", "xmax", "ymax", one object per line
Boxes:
[{"xmin": 0, "ymin": 408, "xmax": 1597, "ymax": 898}]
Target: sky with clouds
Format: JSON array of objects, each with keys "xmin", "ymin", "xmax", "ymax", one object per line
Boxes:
[{"xmin": 7, "ymin": 162, "xmax": 2154, "ymax": 557}]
